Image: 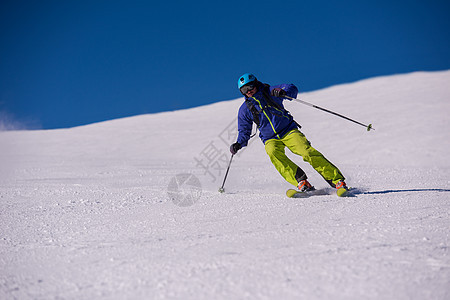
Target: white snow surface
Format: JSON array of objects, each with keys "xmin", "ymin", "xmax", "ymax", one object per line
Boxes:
[{"xmin": 1, "ymin": 71, "xmax": 449, "ymax": 299}]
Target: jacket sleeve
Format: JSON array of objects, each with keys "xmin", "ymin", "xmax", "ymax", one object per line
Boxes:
[{"xmin": 236, "ymin": 104, "xmax": 253, "ymax": 147}]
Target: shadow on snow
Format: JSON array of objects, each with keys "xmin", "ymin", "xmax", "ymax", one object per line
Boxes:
[{"xmin": 360, "ymin": 188, "xmax": 450, "ymax": 195}]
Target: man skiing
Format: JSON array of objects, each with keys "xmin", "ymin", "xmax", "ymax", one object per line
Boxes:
[{"xmin": 230, "ymin": 73, "xmax": 348, "ymax": 195}]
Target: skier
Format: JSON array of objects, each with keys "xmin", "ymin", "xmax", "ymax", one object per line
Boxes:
[{"xmin": 230, "ymin": 73, "xmax": 348, "ymax": 194}]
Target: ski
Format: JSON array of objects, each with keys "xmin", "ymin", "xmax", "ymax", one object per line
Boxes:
[
  {"xmin": 286, "ymin": 188, "xmax": 331, "ymax": 198},
  {"xmin": 286, "ymin": 187, "xmax": 354, "ymax": 198},
  {"xmin": 337, "ymin": 187, "xmax": 350, "ymax": 197}
]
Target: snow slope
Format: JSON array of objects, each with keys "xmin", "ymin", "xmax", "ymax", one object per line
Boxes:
[{"xmin": 0, "ymin": 71, "xmax": 449, "ymax": 299}]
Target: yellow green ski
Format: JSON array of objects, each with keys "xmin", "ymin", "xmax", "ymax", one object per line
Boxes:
[
  {"xmin": 286, "ymin": 187, "xmax": 352, "ymax": 198},
  {"xmin": 337, "ymin": 187, "xmax": 350, "ymax": 197}
]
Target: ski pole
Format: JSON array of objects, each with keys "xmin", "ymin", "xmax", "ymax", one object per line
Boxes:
[
  {"xmin": 284, "ymin": 95, "xmax": 374, "ymax": 131},
  {"xmin": 218, "ymin": 154, "xmax": 234, "ymax": 193}
]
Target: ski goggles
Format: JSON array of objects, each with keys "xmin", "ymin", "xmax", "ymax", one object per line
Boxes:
[{"xmin": 240, "ymin": 84, "xmax": 256, "ymax": 95}]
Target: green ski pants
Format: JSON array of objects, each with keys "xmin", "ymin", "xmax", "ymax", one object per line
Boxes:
[{"xmin": 264, "ymin": 129, "xmax": 345, "ymax": 187}]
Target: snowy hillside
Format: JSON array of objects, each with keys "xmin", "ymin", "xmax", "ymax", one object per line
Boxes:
[{"xmin": 1, "ymin": 71, "xmax": 449, "ymax": 299}]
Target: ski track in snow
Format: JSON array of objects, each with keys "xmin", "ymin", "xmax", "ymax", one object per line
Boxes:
[{"xmin": 1, "ymin": 71, "xmax": 450, "ymax": 299}]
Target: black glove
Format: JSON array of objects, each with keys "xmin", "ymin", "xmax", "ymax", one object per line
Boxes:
[
  {"xmin": 271, "ymin": 88, "xmax": 286, "ymax": 98},
  {"xmin": 230, "ymin": 142, "xmax": 242, "ymax": 155}
]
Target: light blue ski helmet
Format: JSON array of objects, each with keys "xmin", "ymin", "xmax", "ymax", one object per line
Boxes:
[{"xmin": 238, "ymin": 73, "xmax": 257, "ymax": 89}]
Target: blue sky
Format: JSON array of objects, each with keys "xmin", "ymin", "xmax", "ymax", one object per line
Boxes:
[{"xmin": 1, "ymin": 0, "xmax": 449, "ymax": 130}]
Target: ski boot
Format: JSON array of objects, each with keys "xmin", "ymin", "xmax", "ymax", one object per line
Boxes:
[
  {"xmin": 298, "ymin": 179, "xmax": 316, "ymax": 192},
  {"xmin": 286, "ymin": 180, "xmax": 316, "ymax": 198}
]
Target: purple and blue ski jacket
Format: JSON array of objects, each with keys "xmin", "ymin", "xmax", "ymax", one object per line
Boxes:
[{"xmin": 236, "ymin": 81, "xmax": 299, "ymax": 147}]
